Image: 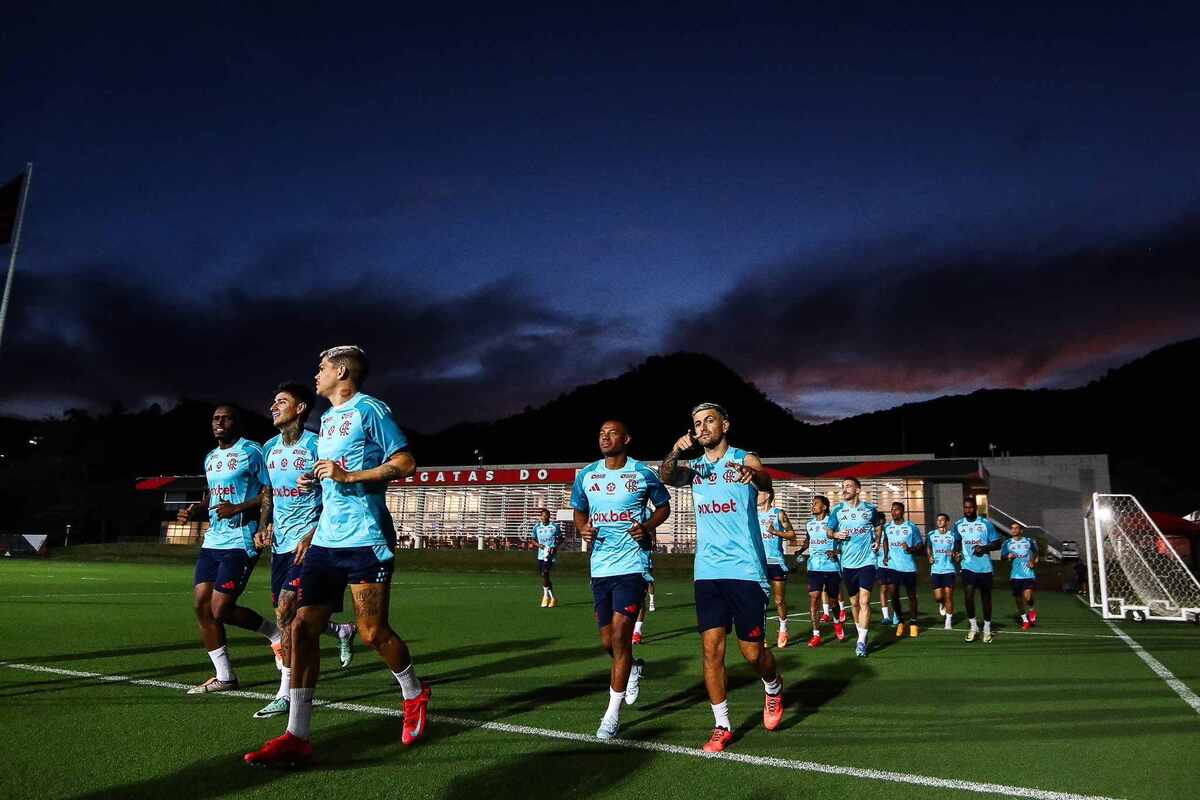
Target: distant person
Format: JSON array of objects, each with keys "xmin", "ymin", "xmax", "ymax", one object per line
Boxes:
[
  {"xmin": 572, "ymin": 419, "xmax": 670, "ymax": 739},
  {"xmin": 661, "ymin": 403, "xmax": 784, "ymax": 752},
  {"xmin": 177, "ymin": 405, "xmax": 279, "ymax": 694},
  {"xmin": 952, "ymin": 497, "xmax": 1006, "ymax": 643},
  {"xmin": 1002, "ymin": 522, "xmax": 1039, "ymax": 629},
  {"xmin": 804, "ymin": 494, "xmax": 844, "ymax": 647},
  {"xmin": 927, "ymin": 513, "xmax": 958, "ymax": 631},
  {"xmin": 880, "ymin": 501, "xmax": 924, "ymax": 638},
  {"xmin": 250, "ymin": 383, "xmax": 357, "ymax": 721},
  {"xmin": 244, "ymin": 345, "xmax": 426, "ymax": 766},
  {"xmin": 757, "ymin": 487, "xmax": 801, "ymax": 648},
  {"xmin": 533, "ymin": 508, "xmax": 562, "ymax": 608},
  {"xmin": 633, "ymin": 522, "xmax": 657, "ymax": 644},
  {"xmin": 827, "ymin": 477, "xmax": 884, "ymax": 657}
]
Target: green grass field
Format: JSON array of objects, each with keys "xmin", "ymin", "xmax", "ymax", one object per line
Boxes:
[{"xmin": 2, "ymin": 549, "xmax": 1198, "ymax": 800}]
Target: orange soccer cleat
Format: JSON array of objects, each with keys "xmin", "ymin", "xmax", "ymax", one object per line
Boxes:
[
  {"xmin": 244, "ymin": 732, "xmax": 312, "ymax": 767},
  {"xmin": 763, "ymin": 685, "xmax": 784, "ymax": 731},
  {"xmin": 807, "ymin": 633, "xmax": 822, "ymax": 648},
  {"xmin": 702, "ymin": 726, "xmax": 734, "ymax": 752}
]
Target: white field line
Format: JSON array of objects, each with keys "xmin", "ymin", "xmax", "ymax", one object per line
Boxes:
[
  {"xmin": 1100, "ymin": 621, "xmax": 1200, "ymax": 714},
  {"xmin": 0, "ymin": 591, "xmax": 190, "ymax": 600},
  {"xmin": 1, "ymin": 660, "xmax": 1122, "ymax": 800}
]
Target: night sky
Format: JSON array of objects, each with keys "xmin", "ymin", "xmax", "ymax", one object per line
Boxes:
[{"xmin": 2, "ymin": 3, "xmax": 1198, "ymax": 429}]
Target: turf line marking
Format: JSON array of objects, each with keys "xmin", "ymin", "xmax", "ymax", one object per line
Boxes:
[
  {"xmin": 0, "ymin": 591, "xmax": 188, "ymax": 600},
  {"xmin": 1, "ymin": 661, "xmax": 1122, "ymax": 800},
  {"xmin": 1100, "ymin": 621, "xmax": 1200, "ymax": 715}
]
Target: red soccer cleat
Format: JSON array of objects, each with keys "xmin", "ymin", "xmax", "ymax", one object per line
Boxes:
[
  {"xmin": 244, "ymin": 732, "xmax": 312, "ymax": 767},
  {"xmin": 807, "ymin": 633, "xmax": 822, "ymax": 648},
  {"xmin": 837, "ymin": 608, "xmax": 847, "ymax": 624},
  {"xmin": 402, "ymin": 682, "xmax": 432, "ymax": 746},
  {"xmin": 702, "ymin": 726, "xmax": 734, "ymax": 752},
  {"xmin": 1021, "ymin": 620, "xmax": 1032, "ymax": 631},
  {"xmin": 763, "ymin": 683, "xmax": 784, "ymax": 731},
  {"xmin": 819, "ymin": 612, "xmax": 831, "ymax": 623},
  {"xmin": 834, "ymin": 622, "xmax": 846, "ymax": 641},
  {"xmin": 1029, "ymin": 610, "xmax": 1038, "ymax": 625},
  {"xmin": 632, "ymin": 631, "xmax": 642, "ymax": 645}
]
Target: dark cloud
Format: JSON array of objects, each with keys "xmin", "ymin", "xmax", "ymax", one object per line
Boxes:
[
  {"xmin": 666, "ymin": 215, "xmax": 1200, "ymax": 401},
  {"xmin": 0, "ymin": 267, "xmax": 646, "ymax": 431}
]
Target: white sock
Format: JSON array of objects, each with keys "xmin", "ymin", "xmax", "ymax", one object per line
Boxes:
[
  {"xmin": 257, "ymin": 618, "xmax": 281, "ymax": 644},
  {"xmin": 711, "ymin": 700, "xmax": 731, "ymax": 730},
  {"xmin": 1021, "ymin": 613, "xmax": 1029, "ymax": 622},
  {"xmin": 812, "ymin": 627, "xmax": 820, "ymax": 637},
  {"xmin": 762, "ymin": 675, "xmax": 782, "ymax": 696},
  {"xmin": 822, "ymin": 603, "xmax": 830, "ymax": 615},
  {"xmin": 970, "ymin": 618, "xmax": 979, "ymax": 632},
  {"xmin": 547, "ymin": 588, "xmax": 555, "ymax": 599},
  {"xmin": 392, "ymin": 664, "xmax": 422, "ymax": 700},
  {"xmin": 938, "ymin": 603, "xmax": 945, "ymax": 615},
  {"xmin": 634, "ymin": 620, "xmax": 644, "ymax": 635},
  {"xmin": 207, "ymin": 646, "xmax": 234, "ymax": 682},
  {"xmin": 604, "ymin": 688, "xmax": 624, "ymax": 723},
  {"xmin": 779, "ymin": 618, "xmax": 788, "ymax": 632},
  {"xmin": 543, "ymin": 587, "xmax": 550, "ymax": 598},
  {"xmin": 857, "ymin": 628, "xmax": 868, "ymax": 644},
  {"xmin": 277, "ymin": 666, "xmax": 291, "ymax": 698},
  {"xmin": 287, "ymin": 688, "xmax": 314, "ymax": 738},
  {"xmin": 984, "ymin": 620, "xmax": 992, "ymax": 633},
  {"xmin": 944, "ymin": 614, "xmax": 953, "ymax": 629}
]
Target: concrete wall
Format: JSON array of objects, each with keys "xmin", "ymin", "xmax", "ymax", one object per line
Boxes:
[{"xmin": 983, "ymin": 455, "xmax": 1111, "ymax": 546}]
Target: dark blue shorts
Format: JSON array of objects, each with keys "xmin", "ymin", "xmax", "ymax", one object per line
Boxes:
[
  {"xmin": 1010, "ymin": 578, "xmax": 1037, "ymax": 596},
  {"xmin": 807, "ymin": 570, "xmax": 841, "ymax": 595},
  {"xmin": 537, "ymin": 558, "xmax": 554, "ymax": 575},
  {"xmin": 591, "ymin": 573, "xmax": 647, "ymax": 628},
  {"xmin": 766, "ymin": 564, "xmax": 789, "ymax": 582},
  {"xmin": 298, "ymin": 545, "xmax": 394, "ymax": 612},
  {"xmin": 931, "ymin": 572, "xmax": 957, "ymax": 589},
  {"xmin": 694, "ymin": 579, "xmax": 768, "ymax": 643},
  {"xmin": 879, "ymin": 568, "xmax": 917, "ymax": 592},
  {"xmin": 961, "ymin": 569, "xmax": 994, "ymax": 590},
  {"xmin": 842, "ymin": 564, "xmax": 876, "ymax": 594},
  {"xmin": 270, "ymin": 551, "xmax": 304, "ymax": 607},
  {"xmin": 194, "ymin": 548, "xmax": 258, "ymax": 598}
]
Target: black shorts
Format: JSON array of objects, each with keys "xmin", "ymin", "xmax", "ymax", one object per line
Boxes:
[
  {"xmin": 961, "ymin": 569, "xmax": 994, "ymax": 590},
  {"xmin": 842, "ymin": 564, "xmax": 876, "ymax": 594},
  {"xmin": 766, "ymin": 564, "xmax": 789, "ymax": 582},
  {"xmin": 194, "ymin": 548, "xmax": 258, "ymax": 599},
  {"xmin": 591, "ymin": 573, "xmax": 647, "ymax": 628},
  {"xmin": 694, "ymin": 579, "xmax": 768, "ymax": 643},
  {"xmin": 931, "ymin": 572, "xmax": 957, "ymax": 589},
  {"xmin": 879, "ymin": 568, "xmax": 917, "ymax": 592},
  {"xmin": 807, "ymin": 570, "xmax": 841, "ymax": 595},
  {"xmin": 270, "ymin": 551, "xmax": 304, "ymax": 607},
  {"xmin": 1010, "ymin": 578, "xmax": 1037, "ymax": 596},
  {"xmin": 298, "ymin": 545, "xmax": 394, "ymax": 612},
  {"xmin": 537, "ymin": 558, "xmax": 554, "ymax": 575}
]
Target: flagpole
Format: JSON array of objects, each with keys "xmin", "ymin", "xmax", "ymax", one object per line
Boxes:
[{"xmin": 0, "ymin": 162, "xmax": 34, "ymax": 353}]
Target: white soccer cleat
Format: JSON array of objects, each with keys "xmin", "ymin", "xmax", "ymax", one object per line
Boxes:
[
  {"xmin": 188, "ymin": 676, "xmax": 239, "ymax": 694},
  {"xmin": 982, "ymin": 630, "xmax": 994, "ymax": 644},
  {"xmin": 965, "ymin": 629, "xmax": 977, "ymax": 642},
  {"xmin": 625, "ymin": 659, "xmax": 644, "ymax": 705},
  {"xmin": 596, "ymin": 717, "xmax": 619, "ymax": 740}
]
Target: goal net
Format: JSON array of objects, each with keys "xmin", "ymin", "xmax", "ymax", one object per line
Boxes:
[{"xmin": 1084, "ymin": 493, "xmax": 1200, "ymax": 622}]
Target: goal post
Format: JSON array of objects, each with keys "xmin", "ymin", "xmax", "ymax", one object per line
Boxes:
[{"xmin": 1084, "ymin": 493, "xmax": 1200, "ymax": 622}]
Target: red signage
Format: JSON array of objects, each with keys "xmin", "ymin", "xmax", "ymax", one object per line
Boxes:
[{"xmin": 396, "ymin": 467, "xmax": 580, "ymax": 486}]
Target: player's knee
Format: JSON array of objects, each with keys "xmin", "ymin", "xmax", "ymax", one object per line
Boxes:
[
  {"xmin": 211, "ymin": 598, "xmax": 234, "ymax": 623},
  {"xmin": 358, "ymin": 624, "xmax": 390, "ymax": 650}
]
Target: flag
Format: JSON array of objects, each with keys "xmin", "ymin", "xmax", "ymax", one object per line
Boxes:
[{"xmin": 0, "ymin": 172, "xmax": 26, "ymax": 245}]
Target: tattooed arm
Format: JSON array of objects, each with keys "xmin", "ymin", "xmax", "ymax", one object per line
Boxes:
[{"xmin": 660, "ymin": 433, "xmax": 698, "ymax": 487}]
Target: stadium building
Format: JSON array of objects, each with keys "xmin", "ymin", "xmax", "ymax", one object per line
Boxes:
[{"xmin": 138, "ymin": 453, "xmax": 1109, "ymax": 559}]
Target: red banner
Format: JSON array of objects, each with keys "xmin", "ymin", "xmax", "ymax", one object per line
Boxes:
[{"xmin": 396, "ymin": 467, "xmax": 580, "ymax": 486}]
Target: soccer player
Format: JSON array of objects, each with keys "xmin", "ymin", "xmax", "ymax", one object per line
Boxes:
[
  {"xmin": 533, "ymin": 509, "xmax": 562, "ymax": 608},
  {"xmin": 244, "ymin": 346, "xmax": 427, "ymax": 766},
  {"xmin": 880, "ymin": 502, "xmax": 923, "ymax": 638},
  {"xmin": 927, "ymin": 513, "xmax": 957, "ymax": 630},
  {"xmin": 661, "ymin": 403, "xmax": 784, "ymax": 753},
  {"xmin": 827, "ymin": 478, "xmax": 883, "ymax": 657},
  {"xmin": 572, "ymin": 419, "xmax": 670, "ymax": 739},
  {"xmin": 251, "ymin": 383, "xmax": 357, "ymax": 720},
  {"xmin": 804, "ymin": 494, "xmax": 844, "ymax": 647},
  {"xmin": 757, "ymin": 488, "xmax": 801, "ymax": 648},
  {"xmin": 1002, "ymin": 522, "xmax": 1039, "ymax": 629},
  {"xmin": 952, "ymin": 497, "xmax": 1005, "ymax": 643},
  {"xmin": 178, "ymin": 404, "xmax": 280, "ymax": 694},
  {"xmin": 634, "ymin": 528, "xmax": 656, "ymax": 644}
]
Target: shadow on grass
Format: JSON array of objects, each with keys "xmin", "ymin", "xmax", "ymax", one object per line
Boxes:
[{"xmin": 441, "ymin": 740, "xmax": 663, "ymax": 800}]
